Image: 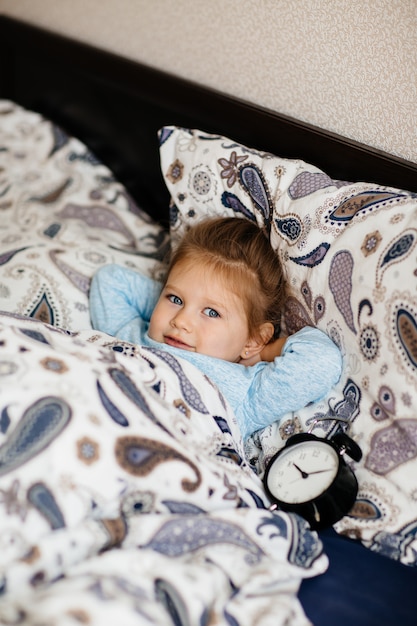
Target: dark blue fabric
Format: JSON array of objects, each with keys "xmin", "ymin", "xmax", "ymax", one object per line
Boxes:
[{"xmin": 299, "ymin": 528, "xmax": 417, "ymax": 626}]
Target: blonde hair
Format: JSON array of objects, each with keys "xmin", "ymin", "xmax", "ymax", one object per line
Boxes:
[{"xmin": 168, "ymin": 217, "xmax": 286, "ymax": 340}]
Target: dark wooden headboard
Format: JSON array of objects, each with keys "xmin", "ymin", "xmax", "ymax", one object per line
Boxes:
[{"xmin": 1, "ymin": 15, "xmax": 416, "ymax": 225}]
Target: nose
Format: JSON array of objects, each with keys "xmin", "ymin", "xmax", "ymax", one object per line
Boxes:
[{"xmin": 171, "ymin": 307, "xmax": 192, "ymax": 332}]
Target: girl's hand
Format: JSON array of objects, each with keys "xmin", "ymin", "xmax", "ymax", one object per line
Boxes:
[
  {"xmin": 238, "ymin": 352, "xmax": 263, "ymax": 366},
  {"xmin": 260, "ymin": 337, "xmax": 288, "ymax": 362}
]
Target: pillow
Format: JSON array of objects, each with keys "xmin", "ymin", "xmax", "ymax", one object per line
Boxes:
[
  {"xmin": 0, "ymin": 100, "xmax": 168, "ymax": 331},
  {"xmin": 159, "ymin": 125, "xmax": 417, "ymax": 565}
]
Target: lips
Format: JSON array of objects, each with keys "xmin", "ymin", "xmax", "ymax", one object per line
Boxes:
[{"xmin": 163, "ymin": 335, "xmax": 194, "ymax": 351}]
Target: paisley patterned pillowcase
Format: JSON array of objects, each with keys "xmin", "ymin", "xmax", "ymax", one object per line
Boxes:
[
  {"xmin": 0, "ymin": 100, "xmax": 167, "ymax": 332},
  {"xmin": 159, "ymin": 125, "xmax": 417, "ymax": 565}
]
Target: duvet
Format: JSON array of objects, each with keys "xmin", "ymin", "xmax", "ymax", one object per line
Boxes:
[{"xmin": 0, "ymin": 313, "xmax": 327, "ymax": 625}]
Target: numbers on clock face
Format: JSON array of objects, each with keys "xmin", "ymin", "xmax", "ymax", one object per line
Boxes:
[{"xmin": 265, "ymin": 440, "xmax": 339, "ymax": 504}]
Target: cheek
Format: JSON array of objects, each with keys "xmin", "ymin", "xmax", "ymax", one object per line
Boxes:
[
  {"xmin": 233, "ymin": 317, "xmax": 251, "ymax": 341},
  {"xmin": 149, "ymin": 303, "xmax": 165, "ymax": 337}
]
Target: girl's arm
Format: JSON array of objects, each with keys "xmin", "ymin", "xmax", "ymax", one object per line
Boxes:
[
  {"xmin": 243, "ymin": 326, "xmax": 343, "ymax": 438},
  {"xmin": 89, "ymin": 264, "xmax": 162, "ymax": 343}
]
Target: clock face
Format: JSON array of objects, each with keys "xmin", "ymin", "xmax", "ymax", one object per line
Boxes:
[{"xmin": 265, "ymin": 439, "xmax": 340, "ymax": 504}]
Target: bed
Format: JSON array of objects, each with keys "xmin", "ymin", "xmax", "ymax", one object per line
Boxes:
[{"xmin": 0, "ymin": 15, "xmax": 416, "ymax": 626}]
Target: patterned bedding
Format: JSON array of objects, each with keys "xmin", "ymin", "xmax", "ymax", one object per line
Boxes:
[
  {"xmin": 0, "ymin": 102, "xmax": 327, "ymax": 625},
  {"xmin": 0, "ymin": 100, "xmax": 167, "ymax": 331},
  {"xmin": 0, "ymin": 314, "xmax": 326, "ymax": 625},
  {"xmin": 160, "ymin": 126, "xmax": 417, "ymax": 567}
]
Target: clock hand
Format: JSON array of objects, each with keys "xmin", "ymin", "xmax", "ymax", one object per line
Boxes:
[
  {"xmin": 292, "ymin": 463, "xmax": 309, "ymax": 479},
  {"xmin": 292, "ymin": 464, "xmax": 334, "ymax": 479}
]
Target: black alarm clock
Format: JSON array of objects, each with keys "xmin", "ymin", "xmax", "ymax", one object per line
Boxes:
[{"xmin": 263, "ymin": 430, "xmax": 362, "ymax": 530}]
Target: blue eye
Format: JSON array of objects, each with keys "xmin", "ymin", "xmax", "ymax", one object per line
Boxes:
[
  {"xmin": 204, "ymin": 308, "xmax": 220, "ymax": 318},
  {"xmin": 169, "ymin": 295, "xmax": 182, "ymax": 305}
]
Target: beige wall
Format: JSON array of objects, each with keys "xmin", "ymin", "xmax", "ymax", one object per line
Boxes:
[{"xmin": 1, "ymin": 0, "xmax": 416, "ymax": 163}]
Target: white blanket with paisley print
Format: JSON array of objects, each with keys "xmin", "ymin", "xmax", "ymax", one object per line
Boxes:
[{"xmin": 0, "ymin": 313, "xmax": 327, "ymax": 626}]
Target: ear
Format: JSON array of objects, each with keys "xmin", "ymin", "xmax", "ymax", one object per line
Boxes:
[{"xmin": 240, "ymin": 322, "xmax": 274, "ymax": 361}]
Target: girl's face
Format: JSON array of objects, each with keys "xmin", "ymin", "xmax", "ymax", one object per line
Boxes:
[{"xmin": 148, "ymin": 260, "xmax": 252, "ymax": 362}]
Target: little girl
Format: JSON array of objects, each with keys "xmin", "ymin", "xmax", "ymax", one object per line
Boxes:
[{"xmin": 89, "ymin": 217, "xmax": 342, "ymax": 440}]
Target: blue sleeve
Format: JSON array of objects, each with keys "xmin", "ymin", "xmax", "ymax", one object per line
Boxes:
[
  {"xmin": 89, "ymin": 264, "xmax": 162, "ymax": 344},
  {"xmin": 241, "ymin": 326, "xmax": 343, "ymax": 438}
]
